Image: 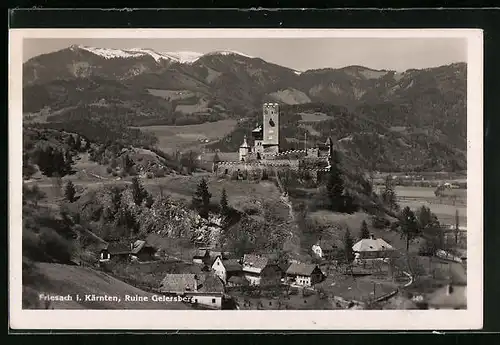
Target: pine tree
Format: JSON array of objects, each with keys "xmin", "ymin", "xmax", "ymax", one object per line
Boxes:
[
  {"xmin": 359, "ymin": 220, "xmax": 370, "ymax": 239},
  {"xmin": 220, "ymin": 188, "xmax": 229, "ymax": 217},
  {"xmin": 74, "ymin": 135, "xmax": 82, "ymax": 151},
  {"xmin": 192, "ymin": 178, "xmax": 212, "ymax": 219},
  {"xmin": 417, "ymin": 205, "xmax": 440, "ymax": 230},
  {"xmin": 343, "ymin": 228, "xmax": 355, "ymax": 263},
  {"xmin": 131, "ymin": 177, "xmax": 148, "ymax": 206},
  {"xmin": 64, "ymin": 180, "xmax": 76, "ymax": 202},
  {"xmin": 326, "ymin": 150, "xmax": 344, "ymax": 212},
  {"xmin": 122, "ymin": 154, "xmax": 134, "ymax": 174},
  {"xmin": 109, "ymin": 186, "xmax": 122, "ymax": 216},
  {"xmin": 399, "ymin": 206, "xmax": 420, "ymax": 252},
  {"xmin": 382, "ymin": 175, "xmax": 399, "ymax": 211}
]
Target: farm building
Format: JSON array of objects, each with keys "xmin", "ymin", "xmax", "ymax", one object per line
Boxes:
[
  {"xmin": 102, "ymin": 242, "xmax": 131, "ymax": 262},
  {"xmin": 191, "ymin": 273, "xmax": 225, "ymax": 310},
  {"xmin": 130, "ymin": 240, "xmax": 157, "ymax": 261},
  {"xmin": 352, "ymin": 235, "xmax": 396, "ymax": 261},
  {"xmin": 242, "ymin": 254, "xmax": 285, "ymax": 286},
  {"xmin": 285, "ymin": 263, "xmax": 324, "ymax": 287}
]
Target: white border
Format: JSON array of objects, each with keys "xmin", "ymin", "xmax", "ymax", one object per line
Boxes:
[{"xmin": 9, "ymin": 29, "xmax": 483, "ymax": 330}]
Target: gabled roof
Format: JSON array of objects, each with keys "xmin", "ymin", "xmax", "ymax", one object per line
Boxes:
[
  {"xmin": 223, "ymin": 259, "xmax": 242, "ymax": 272},
  {"xmin": 198, "ymin": 273, "xmax": 224, "ymax": 294},
  {"xmin": 194, "ymin": 249, "xmax": 210, "ymax": 258},
  {"xmin": 242, "ymin": 254, "xmax": 269, "ymax": 273},
  {"xmin": 130, "ymin": 240, "xmax": 146, "ymax": 254},
  {"xmin": 352, "ymin": 238, "xmax": 394, "ymax": 252},
  {"xmin": 159, "ymin": 274, "xmax": 197, "ymax": 294},
  {"xmin": 106, "ymin": 242, "xmax": 131, "ymax": 255},
  {"xmin": 286, "ymin": 263, "xmax": 320, "ymax": 277}
]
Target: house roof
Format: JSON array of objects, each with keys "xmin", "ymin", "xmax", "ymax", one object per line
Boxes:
[
  {"xmin": 286, "ymin": 263, "xmax": 319, "ymax": 276},
  {"xmin": 223, "ymin": 259, "xmax": 242, "ymax": 272},
  {"xmin": 426, "ymin": 284, "xmax": 467, "ymax": 309},
  {"xmin": 228, "ymin": 276, "xmax": 249, "ymax": 285},
  {"xmin": 352, "ymin": 238, "xmax": 394, "ymax": 252},
  {"xmin": 106, "ymin": 242, "xmax": 131, "ymax": 255},
  {"xmin": 130, "ymin": 240, "xmax": 146, "ymax": 254},
  {"xmin": 159, "ymin": 274, "xmax": 197, "ymax": 294},
  {"xmin": 193, "ymin": 249, "xmax": 210, "ymax": 258},
  {"xmin": 198, "ymin": 273, "xmax": 224, "ymax": 294},
  {"xmin": 242, "ymin": 254, "xmax": 269, "ymax": 273}
]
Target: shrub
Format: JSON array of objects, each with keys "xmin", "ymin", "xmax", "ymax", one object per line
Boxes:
[{"xmin": 106, "ymin": 166, "xmax": 113, "ymax": 174}]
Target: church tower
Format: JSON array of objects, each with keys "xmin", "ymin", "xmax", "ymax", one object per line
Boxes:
[{"xmin": 262, "ymin": 102, "xmax": 280, "ymax": 155}]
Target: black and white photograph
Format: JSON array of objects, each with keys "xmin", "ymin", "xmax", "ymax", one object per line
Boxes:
[{"xmin": 9, "ymin": 29, "xmax": 483, "ymax": 330}]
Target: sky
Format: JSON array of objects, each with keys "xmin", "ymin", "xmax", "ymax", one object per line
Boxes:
[{"xmin": 23, "ymin": 37, "xmax": 467, "ymax": 72}]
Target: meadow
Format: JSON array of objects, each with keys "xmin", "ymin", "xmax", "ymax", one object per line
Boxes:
[
  {"xmin": 134, "ymin": 119, "xmax": 237, "ymax": 154},
  {"xmin": 374, "ymin": 185, "xmax": 467, "ymax": 227}
]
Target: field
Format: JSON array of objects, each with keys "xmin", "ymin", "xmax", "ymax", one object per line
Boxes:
[
  {"xmin": 375, "ymin": 185, "xmax": 467, "ymax": 227},
  {"xmin": 135, "ymin": 119, "xmax": 237, "ymax": 154},
  {"xmin": 23, "ymin": 262, "xmax": 190, "ymax": 310}
]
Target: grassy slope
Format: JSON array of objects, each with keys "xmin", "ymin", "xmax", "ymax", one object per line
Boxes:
[
  {"xmin": 136, "ymin": 119, "xmax": 238, "ymax": 154},
  {"xmin": 23, "ymin": 262, "xmax": 190, "ymax": 310}
]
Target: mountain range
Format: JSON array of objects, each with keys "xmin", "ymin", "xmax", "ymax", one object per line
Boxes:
[{"xmin": 22, "ymin": 45, "xmax": 467, "ymax": 172}]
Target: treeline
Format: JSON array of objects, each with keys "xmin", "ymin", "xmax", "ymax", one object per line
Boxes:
[{"xmin": 31, "ymin": 116, "xmax": 158, "ymax": 148}]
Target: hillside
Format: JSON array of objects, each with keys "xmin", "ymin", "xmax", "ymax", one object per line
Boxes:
[
  {"xmin": 23, "ymin": 45, "xmax": 466, "ymax": 171},
  {"xmin": 207, "ymin": 103, "xmax": 466, "ymax": 172},
  {"xmin": 23, "ymin": 261, "xmax": 191, "ymax": 309}
]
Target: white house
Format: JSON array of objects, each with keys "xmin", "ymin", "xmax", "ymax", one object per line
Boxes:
[
  {"xmin": 285, "ymin": 263, "xmax": 324, "ymax": 287},
  {"xmin": 311, "ymin": 240, "xmax": 337, "ymax": 259},
  {"xmin": 211, "ymin": 256, "xmax": 242, "ymax": 283},
  {"xmin": 352, "ymin": 235, "xmax": 395, "ymax": 262}
]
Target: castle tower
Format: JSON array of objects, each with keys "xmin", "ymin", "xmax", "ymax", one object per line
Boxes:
[
  {"xmin": 239, "ymin": 135, "xmax": 250, "ymax": 162},
  {"xmin": 262, "ymin": 102, "xmax": 280, "ymax": 155}
]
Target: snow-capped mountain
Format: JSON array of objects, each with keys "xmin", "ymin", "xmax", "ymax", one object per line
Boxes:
[{"xmin": 74, "ymin": 45, "xmax": 205, "ymax": 64}]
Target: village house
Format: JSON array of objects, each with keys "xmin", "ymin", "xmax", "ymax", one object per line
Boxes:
[
  {"xmin": 241, "ymin": 254, "xmax": 283, "ymax": 286},
  {"xmin": 158, "ymin": 273, "xmax": 225, "ymax": 309},
  {"xmin": 101, "ymin": 242, "xmax": 131, "ymax": 262},
  {"xmin": 193, "ymin": 249, "xmax": 211, "ymax": 265},
  {"xmin": 425, "ymin": 284, "xmax": 467, "ymax": 310},
  {"xmin": 130, "ymin": 240, "xmax": 157, "ymax": 262},
  {"xmin": 352, "ymin": 235, "xmax": 396, "ymax": 262},
  {"xmin": 211, "ymin": 256, "xmax": 243, "ymax": 284},
  {"xmin": 285, "ymin": 263, "xmax": 324, "ymax": 287},
  {"xmin": 191, "ymin": 273, "xmax": 225, "ymax": 309},
  {"xmin": 193, "ymin": 248, "xmax": 231, "ymax": 266}
]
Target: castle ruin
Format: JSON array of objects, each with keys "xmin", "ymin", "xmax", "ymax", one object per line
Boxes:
[{"xmin": 214, "ymin": 102, "xmax": 334, "ymax": 181}]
